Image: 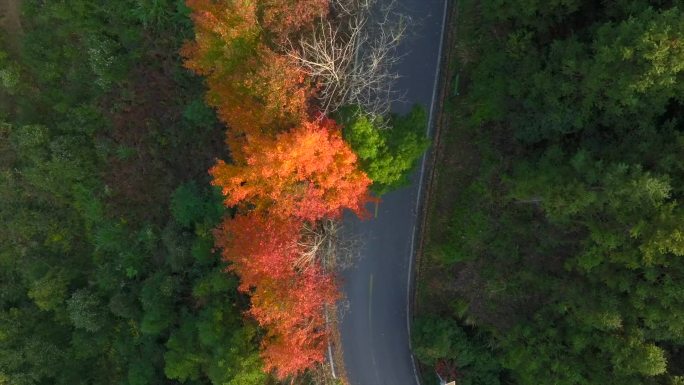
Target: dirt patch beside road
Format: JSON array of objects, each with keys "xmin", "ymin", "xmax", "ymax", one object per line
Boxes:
[{"xmin": 0, "ymin": 0, "xmax": 24, "ymax": 53}]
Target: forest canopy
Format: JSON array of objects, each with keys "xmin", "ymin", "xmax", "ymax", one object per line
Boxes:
[
  {"xmin": 0, "ymin": 1, "xmax": 270, "ymax": 384},
  {"xmin": 415, "ymin": 1, "xmax": 684, "ymax": 385}
]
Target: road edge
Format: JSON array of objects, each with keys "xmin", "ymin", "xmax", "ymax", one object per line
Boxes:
[
  {"xmin": 326, "ymin": 303, "xmax": 349, "ymax": 385},
  {"xmin": 407, "ymin": 0, "xmax": 459, "ymax": 384},
  {"xmin": 407, "ymin": 0, "xmax": 458, "ymax": 384}
]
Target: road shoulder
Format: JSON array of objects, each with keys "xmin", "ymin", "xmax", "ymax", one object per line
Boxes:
[{"xmin": 412, "ymin": 0, "xmax": 481, "ymax": 382}]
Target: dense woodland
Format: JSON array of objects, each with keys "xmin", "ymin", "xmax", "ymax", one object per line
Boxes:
[
  {"xmin": 0, "ymin": 1, "xmax": 272, "ymax": 384},
  {"xmin": 0, "ymin": 0, "xmax": 426, "ymax": 384},
  {"xmin": 415, "ymin": 1, "xmax": 684, "ymax": 385}
]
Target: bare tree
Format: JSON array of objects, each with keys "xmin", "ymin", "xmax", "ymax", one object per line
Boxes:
[
  {"xmin": 296, "ymin": 219, "xmax": 360, "ymax": 272},
  {"xmin": 287, "ymin": 0, "xmax": 407, "ymax": 116}
]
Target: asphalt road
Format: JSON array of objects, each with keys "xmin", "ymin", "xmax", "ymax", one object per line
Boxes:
[{"xmin": 339, "ymin": 1, "xmax": 448, "ymax": 384}]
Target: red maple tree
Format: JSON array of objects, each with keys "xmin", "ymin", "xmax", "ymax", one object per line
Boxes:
[
  {"xmin": 215, "ymin": 213, "xmax": 338, "ymax": 378},
  {"xmin": 257, "ymin": 267, "xmax": 337, "ymax": 378},
  {"xmin": 214, "ymin": 213, "xmax": 301, "ymax": 289}
]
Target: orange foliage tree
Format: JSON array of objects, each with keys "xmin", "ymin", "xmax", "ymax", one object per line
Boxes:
[
  {"xmin": 182, "ymin": 1, "xmax": 312, "ymax": 136},
  {"xmin": 198, "ymin": 47, "xmax": 312, "ymax": 138},
  {"xmin": 208, "ymin": 114, "xmax": 370, "ymax": 378},
  {"xmin": 260, "ymin": 0, "xmax": 330, "ymax": 38},
  {"xmin": 181, "ymin": 0, "xmax": 259, "ymax": 77},
  {"xmin": 183, "ymin": 0, "xmax": 374, "ymax": 380},
  {"xmin": 210, "ymin": 117, "xmax": 372, "ymax": 221}
]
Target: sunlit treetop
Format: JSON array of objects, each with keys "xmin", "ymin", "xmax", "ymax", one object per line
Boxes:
[
  {"xmin": 182, "ymin": 1, "xmax": 315, "ymax": 135},
  {"xmin": 260, "ymin": 0, "xmax": 330, "ymax": 38},
  {"xmin": 182, "ymin": 0, "xmax": 260, "ymax": 77},
  {"xmin": 210, "ymin": 117, "xmax": 372, "ymax": 221}
]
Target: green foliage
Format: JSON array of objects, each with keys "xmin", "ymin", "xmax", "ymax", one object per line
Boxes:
[
  {"xmin": 67, "ymin": 289, "xmax": 106, "ymax": 332},
  {"xmin": 164, "ymin": 270, "xmax": 262, "ymax": 384},
  {"xmin": 496, "ymin": 5, "xmax": 684, "ymax": 142},
  {"xmin": 139, "ymin": 273, "xmax": 176, "ymax": 335},
  {"xmin": 339, "ymin": 105, "xmax": 430, "ymax": 195},
  {"xmin": 28, "ymin": 268, "xmax": 70, "ymax": 311},
  {"xmin": 127, "ymin": 359, "xmax": 156, "ymax": 385},
  {"xmin": 131, "ymin": 0, "xmax": 192, "ymax": 32},
  {"xmin": 413, "ymin": 316, "xmax": 460, "ymax": 365},
  {"xmin": 413, "ymin": 316, "xmax": 501, "ymax": 385},
  {"xmin": 420, "ymin": 1, "xmax": 684, "ymax": 385},
  {"xmin": 165, "ymin": 308, "xmax": 266, "ymax": 385},
  {"xmin": 0, "ymin": 50, "xmax": 20, "ymax": 94},
  {"xmin": 432, "ymin": 180, "xmax": 492, "ymax": 265},
  {"xmin": 0, "ymin": 1, "xmax": 264, "ymax": 384},
  {"xmin": 183, "ymin": 99, "xmax": 218, "ymax": 129},
  {"xmin": 171, "ymin": 182, "xmax": 208, "ymax": 227}
]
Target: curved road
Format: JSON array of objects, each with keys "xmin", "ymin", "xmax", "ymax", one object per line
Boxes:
[{"xmin": 339, "ymin": 1, "xmax": 448, "ymax": 384}]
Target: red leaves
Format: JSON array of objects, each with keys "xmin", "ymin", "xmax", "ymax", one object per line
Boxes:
[
  {"xmin": 215, "ymin": 214, "xmax": 300, "ymax": 288},
  {"xmin": 258, "ymin": 267, "xmax": 337, "ymax": 377},
  {"xmin": 215, "ymin": 213, "xmax": 338, "ymax": 378}
]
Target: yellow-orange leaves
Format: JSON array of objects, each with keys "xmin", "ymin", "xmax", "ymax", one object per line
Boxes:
[
  {"xmin": 211, "ymin": 117, "xmax": 371, "ymax": 221},
  {"xmin": 182, "ymin": 0, "xmax": 259, "ymax": 77},
  {"xmin": 183, "ymin": 1, "xmax": 316, "ymax": 135},
  {"xmin": 260, "ymin": 0, "xmax": 330, "ymax": 38}
]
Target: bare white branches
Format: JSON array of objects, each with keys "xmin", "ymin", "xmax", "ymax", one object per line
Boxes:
[
  {"xmin": 287, "ymin": 0, "xmax": 407, "ymax": 116},
  {"xmin": 296, "ymin": 219, "xmax": 359, "ymax": 271}
]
